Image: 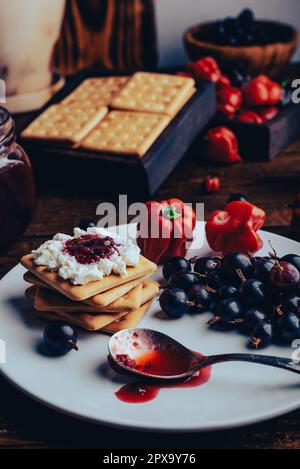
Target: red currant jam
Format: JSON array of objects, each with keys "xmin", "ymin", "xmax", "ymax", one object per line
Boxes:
[
  {"xmin": 63, "ymin": 234, "xmax": 118, "ymax": 264},
  {"xmin": 123, "ymin": 347, "xmax": 196, "ymax": 377},
  {"xmin": 112, "ymin": 351, "xmax": 211, "ymax": 404}
]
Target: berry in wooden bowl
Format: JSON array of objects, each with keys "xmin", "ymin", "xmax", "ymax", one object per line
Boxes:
[{"xmin": 184, "ymin": 9, "xmax": 299, "ymax": 78}]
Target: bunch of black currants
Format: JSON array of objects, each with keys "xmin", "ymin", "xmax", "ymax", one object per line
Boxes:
[
  {"xmin": 159, "ymin": 252, "xmax": 300, "ymax": 349},
  {"xmin": 209, "ymin": 9, "xmax": 269, "ymax": 47}
]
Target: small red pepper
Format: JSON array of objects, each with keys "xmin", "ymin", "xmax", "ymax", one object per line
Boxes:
[
  {"xmin": 259, "ymin": 107, "xmax": 279, "ymax": 122},
  {"xmin": 201, "ymin": 176, "xmax": 220, "ymax": 194},
  {"xmin": 192, "ymin": 57, "xmax": 222, "ymax": 82},
  {"xmin": 137, "ymin": 199, "xmax": 196, "ymax": 264},
  {"xmin": 216, "ymin": 86, "xmax": 242, "ymax": 119},
  {"xmin": 236, "ymin": 110, "xmax": 264, "ymax": 124},
  {"xmin": 243, "ymin": 75, "xmax": 282, "ymax": 107},
  {"xmin": 205, "ymin": 200, "xmax": 266, "ymax": 254},
  {"xmin": 217, "ymin": 74, "xmax": 231, "ymax": 88},
  {"xmin": 205, "ymin": 126, "xmax": 242, "ymax": 164}
]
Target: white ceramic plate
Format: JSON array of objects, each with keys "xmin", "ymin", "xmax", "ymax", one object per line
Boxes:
[{"xmin": 1, "ymin": 224, "xmax": 300, "ymax": 432}]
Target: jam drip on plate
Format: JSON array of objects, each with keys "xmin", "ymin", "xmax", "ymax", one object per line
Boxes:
[
  {"xmin": 110, "ymin": 351, "xmax": 211, "ymax": 404},
  {"xmin": 64, "ymin": 234, "xmax": 118, "ymax": 264}
]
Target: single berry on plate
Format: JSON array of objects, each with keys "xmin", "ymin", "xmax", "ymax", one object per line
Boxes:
[
  {"xmin": 222, "ymin": 252, "xmax": 253, "ymax": 283},
  {"xmin": 283, "ymin": 294, "xmax": 300, "ymax": 314},
  {"xmin": 159, "ymin": 288, "xmax": 189, "ymax": 319},
  {"xmin": 240, "ymin": 278, "xmax": 268, "ymax": 308},
  {"xmin": 189, "ymin": 284, "xmax": 212, "ymax": 313},
  {"xmin": 162, "ymin": 256, "xmax": 191, "ymax": 281},
  {"xmin": 169, "ymin": 271, "xmax": 202, "ymax": 292},
  {"xmin": 278, "ymin": 312, "xmax": 300, "ymax": 342},
  {"xmin": 43, "ymin": 321, "xmax": 78, "ymax": 356},
  {"xmin": 243, "ymin": 308, "xmax": 267, "ymax": 332},
  {"xmin": 281, "ymin": 254, "xmax": 300, "ymax": 273},
  {"xmin": 194, "ymin": 256, "xmax": 221, "ymax": 275},
  {"xmin": 206, "ymin": 270, "xmax": 224, "ymax": 289},
  {"xmin": 254, "ymin": 257, "xmax": 276, "ymax": 283},
  {"xmin": 270, "ymin": 261, "xmax": 300, "ymax": 291},
  {"xmin": 215, "ymin": 298, "xmax": 243, "ymax": 324},
  {"xmin": 250, "ymin": 321, "xmax": 273, "ymax": 349},
  {"xmin": 218, "ymin": 284, "xmax": 239, "ymax": 300}
]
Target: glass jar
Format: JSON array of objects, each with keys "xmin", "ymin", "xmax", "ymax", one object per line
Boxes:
[{"xmin": 0, "ymin": 106, "xmax": 36, "ymax": 251}]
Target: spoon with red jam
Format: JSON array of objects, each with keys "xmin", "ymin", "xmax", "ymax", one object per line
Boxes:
[{"xmin": 108, "ymin": 329, "xmax": 300, "ymax": 381}]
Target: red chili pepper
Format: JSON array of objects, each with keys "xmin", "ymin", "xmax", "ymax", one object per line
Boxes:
[
  {"xmin": 243, "ymin": 75, "xmax": 282, "ymax": 107},
  {"xmin": 216, "ymin": 86, "xmax": 242, "ymax": 119},
  {"xmin": 259, "ymin": 107, "xmax": 279, "ymax": 122},
  {"xmin": 192, "ymin": 57, "xmax": 222, "ymax": 82},
  {"xmin": 217, "ymin": 74, "xmax": 231, "ymax": 88},
  {"xmin": 236, "ymin": 110, "xmax": 263, "ymax": 124},
  {"xmin": 137, "ymin": 199, "xmax": 196, "ymax": 264},
  {"xmin": 217, "ymin": 104, "xmax": 236, "ymax": 120},
  {"xmin": 205, "ymin": 126, "xmax": 242, "ymax": 164},
  {"xmin": 201, "ymin": 176, "xmax": 220, "ymax": 194},
  {"xmin": 205, "ymin": 201, "xmax": 266, "ymax": 254}
]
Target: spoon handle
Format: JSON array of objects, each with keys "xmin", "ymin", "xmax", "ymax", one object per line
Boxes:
[{"xmin": 201, "ymin": 353, "xmax": 300, "ymax": 374}]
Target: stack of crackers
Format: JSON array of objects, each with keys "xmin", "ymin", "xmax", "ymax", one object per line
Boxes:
[
  {"xmin": 21, "ymin": 72, "xmax": 196, "ymax": 157},
  {"xmin": 21, "ymin": 253, "xmax": 158, "ymax": 334}
]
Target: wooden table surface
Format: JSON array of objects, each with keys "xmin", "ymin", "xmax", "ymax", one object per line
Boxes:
[{"xmin": 1, "ymin": 100, "xmax": 300, "ymax": 449}]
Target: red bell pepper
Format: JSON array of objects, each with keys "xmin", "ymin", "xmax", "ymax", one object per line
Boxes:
[
  {"xmin": 205, "ymin": 201, "xmax": 266, "ymax": 254},
  {"xmin": 137, "ymin": 199, "xmax": 196, "ymax": 264},
  {"xmin": 259, "ymin": 107, "xmax": 279, "ymax": 122},
  {"xmin": 205, "ymin": 126, "xmax": 242, "ymax": 164},
  {"xmin": 191, "ymin": 57, "xmax": 222, "ymax": 83},
  {"xmin": 243, "ymin": 75, "xmax": 282, "ymax": 107},
  {"xmin": 216, "ymin": 85, "xmax": 242, "ymax": 119},
  {"xmin": 201, "ymin": 176, "xmax": 220, "ymax": 194},
  {"xmin": 217, "ymin": 74, "xmax": 231, "ymax": 88},
  {"xmin": 236, "ymin": 110, "xmax": 263, "ymax": 124}
]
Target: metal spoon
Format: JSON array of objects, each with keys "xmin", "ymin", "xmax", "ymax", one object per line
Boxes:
[{"xmin": 108, "ymin": 328, "xmax": 300, "ymax": 381}]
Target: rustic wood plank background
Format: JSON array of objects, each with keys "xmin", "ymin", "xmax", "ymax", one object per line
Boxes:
[{"xmin": 1, "ymin": 83, "xmax": 300, "ymax": 449}]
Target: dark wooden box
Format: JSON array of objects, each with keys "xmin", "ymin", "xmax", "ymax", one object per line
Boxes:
[
  {"xmin": 20, "ymin": 72, "xmax": 216, "ymax": 197},
  {"xmin": 214, "ymin": 101, "xmax": 300, "ymax": 162}
]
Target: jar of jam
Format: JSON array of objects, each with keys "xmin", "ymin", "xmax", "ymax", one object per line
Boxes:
[{"xmin": 0, "ymin": 106, "xmax": 36, "ymax": 251}]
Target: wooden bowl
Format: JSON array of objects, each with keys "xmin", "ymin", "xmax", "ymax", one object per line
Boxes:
[{"xmin": 184, "ymin": 20, "xmax": 299, "ymax": 78}]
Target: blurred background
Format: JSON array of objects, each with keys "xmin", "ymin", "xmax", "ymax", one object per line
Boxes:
[
  {"xmin": 1, "ymin": 0, "xmax": 299, "ymax": 104},
  {"xmin": 156, "ymin": 0, "xmax": 300, "ymax": 66}
]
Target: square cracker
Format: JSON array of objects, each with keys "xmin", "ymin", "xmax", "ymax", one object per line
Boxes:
[
  {"xmin": 34, "ymin": 305, "xmax": 127, "ymax": 331},
  {"xmin": 34, "ymin": 282, "xmax": 143, "ymax": 314},
  {"xmin": 100, "ymin": 299, "xmax": 154, "ymax": 334},
  {"xmin": 23, "ymin": 271, "xmax": 149, "ymax": 308},
  {"xmin": 62, "ymin": 77, "xmax": 128, "ymax": 107},
  {"xmin": 21, "ymin": 103, "xmax": 108, "ymax": 145},
  {"xmin": 100, "ymin": 279, "xmax": 159, "ymax": 333},
  {"xmin": 25, "ymin": 286, "xmax": 37, "ymax": 301},
  {"xmin": 24, "ymin": 271, "xmax": 52, "ymax": 290},
  {"xmin": 21, "ymin": 254, "xmax": 157, "ymax": 302},
  {"xmin": 110, "ymin": 72, "xmax": 195, "ymax": 116},
  {"xmin": 80, "ymin": 111, "xmax": 170, "ymax": 157},
  {"xmin": 32, "ymin": 281, "xmax": 158, "ymax": 331}
]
